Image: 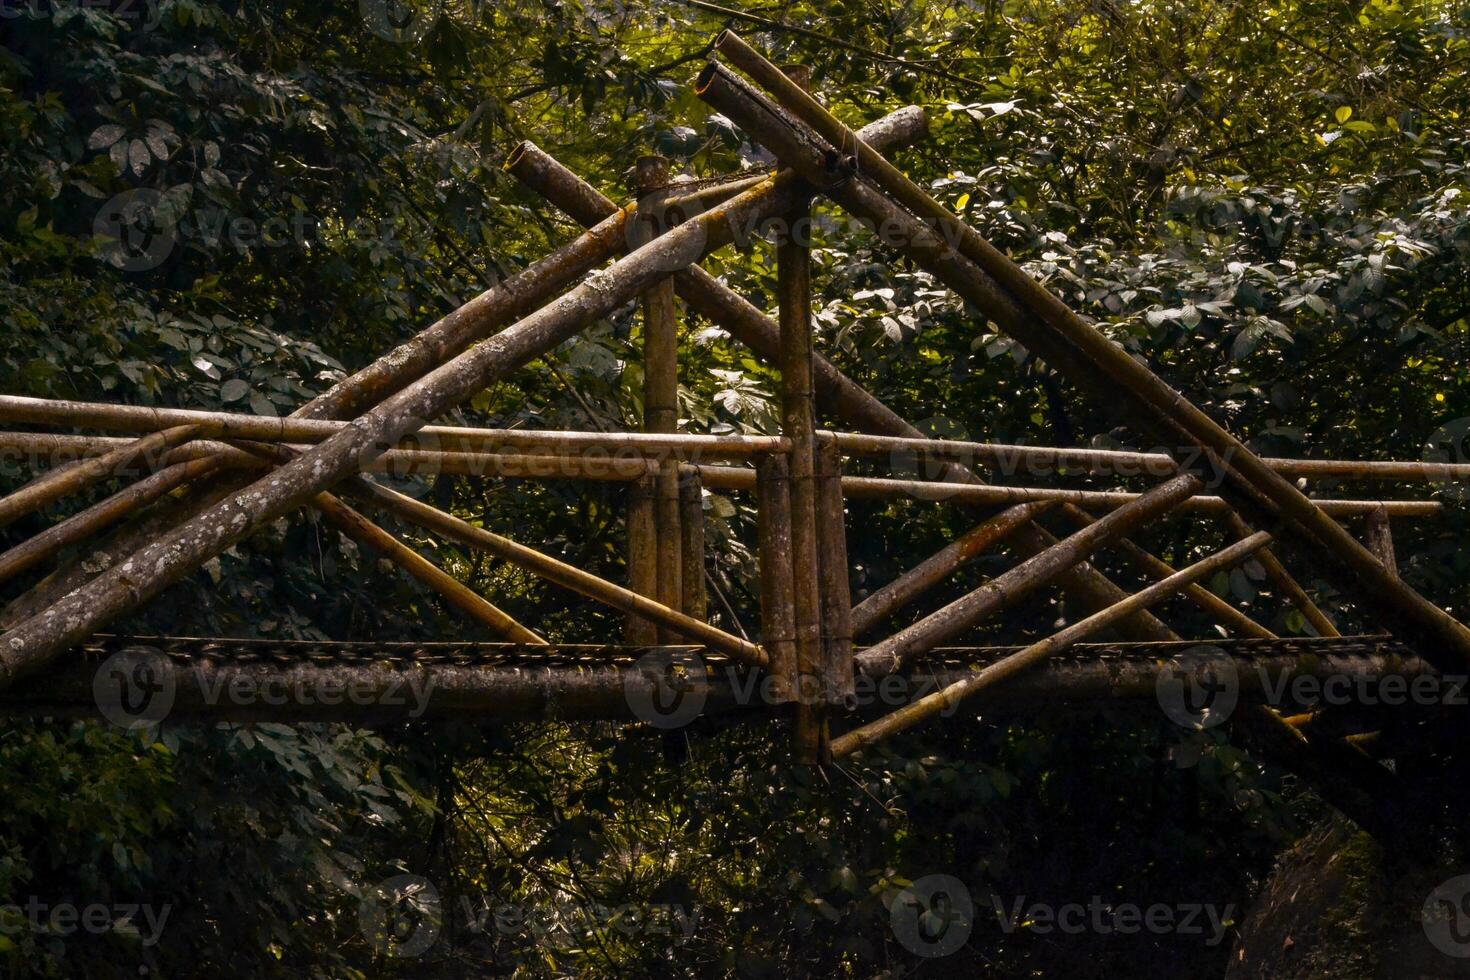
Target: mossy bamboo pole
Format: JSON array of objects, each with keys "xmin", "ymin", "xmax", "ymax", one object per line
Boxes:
[
  {"xmin": 856, "ymin": 474, "xmax": 1205, "ymax": 676},
  {"xmin": 831, "ymin": 531, "xmax": 1274, "ymax": 757},
  {"xmin": 0, "ymin": 396, "xmax": 785, "ymax": 460},
  {"xmin": 679, "ymin": 467, "xmax": 707, "ymax": 621},
  {"xmin": 634, "ymin": 156, "xmax": 685, "ymax": 639},
  {"xmin": 815, "ymin": 433, "xmax": 855, "ymax": 709},
  {"xmin": 702, "ymin": 36, "xmax": 1470, "ymax": 667},
  {"xmin": 0, "ymin": 197, "xmax": 643, "ymax": 620},
  {"xmin": 625, "ymin": 475, "xmax": 659, "ymax": 645},
  {"xmin": 1363, "ymin": 506, "xmax": 1398, "ymax": 579},
  {"xmin": 850, "ymin": 501, "xmax": 1058, "ymax": 638},
  {"xmin": 779, "ymin": 178, "xmax": 824, "ymax": 762}
]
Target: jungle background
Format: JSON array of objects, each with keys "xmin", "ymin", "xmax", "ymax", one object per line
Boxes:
[{"xmin": 0, "ymin": 0, "xmax": 1467, "ymax": 975}]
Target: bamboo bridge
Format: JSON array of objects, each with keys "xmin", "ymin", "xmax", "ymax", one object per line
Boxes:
[{"xmin": 1, "ymin": 33, "xmax": 1465, "ymax": 839}]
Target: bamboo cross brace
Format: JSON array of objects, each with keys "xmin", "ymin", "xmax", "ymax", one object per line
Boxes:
[
  {"xmin": 0, "ymin": 197, "xmax": 641, "ymax": 623},
  {"xmin": 0, "ymin": 424, "xmax": 202, "ymax": 530},
  {"xmin": 350, "ymin": 479, "xmax": 765, "ymax": 666},
  {"xmin": 1059, "ymin": 504, "xmax": 1276, "ymax": 640},
  {"xmin": 850, "ymin": 501, "xmax": 1058, "ymax": 638},
  {"xmin": 0, "ymin": 456, "xmax": 228, "ymax": 587},
  {"xmin": 1225, "ymin": 512, "xmax": 1340, "ymax": 637},
  {"xmin": 831, "ymin": 531, "xmax": 1275, "ymax": 757},
  {"xmin": 855, "ymin": 475, "xmax": 1205, "ymax": 676},
  {"xmin": 224, "ymin": 439, "xmax": 545, "ymax": 644}
]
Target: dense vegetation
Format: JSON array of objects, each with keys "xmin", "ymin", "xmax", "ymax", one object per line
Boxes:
[{"xmin": 0, "ymin": 0, "xmax": 1466, "ymax": 975}]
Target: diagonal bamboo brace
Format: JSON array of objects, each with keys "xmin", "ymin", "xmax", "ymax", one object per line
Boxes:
[
  {"xmin": 851, "ymin": 501, "xmax": 1058, "ymax": 638},
  {"xmin": 856, "ymin": 474, "xmax": 1205, "ymax": 676},
  {"xmin": 832, "ymin": 531, "xmax": 1274, "ymax": 757},
  {"xmin": 350, "ymin": 480, "xmax": 764, "ymax": 665}
]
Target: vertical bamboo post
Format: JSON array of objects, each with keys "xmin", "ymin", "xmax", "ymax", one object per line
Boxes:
[
  {"xmin": 1363, "ymin": 506, "xmax": 1398, "ymax": 579},
  {"xmin": 815, "ymin": 434, "xmax": 855, "ymax": 708},
  {"xmin": 679, "ymin": 465, "xmax": 707, "ymax": 620},
  {"xmin": 757, "ymin": 454, "xmax": 799, "ymax": 703},
  {"xmin": 774, "ymin": 69, "xmax": 822, "ymax": 761},
  {"xmin": 625, "ymin": 474, "xmax": 659, "ymax": 645},
  {"xmin": 633, "ymin": 155, "xmax": 684, "ymax": 641}
]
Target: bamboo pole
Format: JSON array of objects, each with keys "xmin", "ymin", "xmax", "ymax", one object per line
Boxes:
[
  {"xmin": 778, "ymin": 171, "xmax": 824, "ymax": 762},
  {"xmin": 815, "ymin": 434, "xmax": 855, "ymax": 708},
  {"xmin": 825, "ymin": 432, "xmax": 1470, "ymax": 484},
  {"xmin": 1226, "ymin": 512, "xmax": 1340, "ymax": 637},
  {"xmin": 350, "ymin": 479, "xmax": 765, "ymax": 665},
  {"xmin": 756, "ymin": 454, "xmax": 799, "ymax": 703},
  {"xmin": 856, "ymin": 474, "xmax": 1205, "ymax": 676},
  {"xmin": 1363, "ymin": 506, "xmax": 1398, "ymax": 578},
  {"xmin": 679, "ymin": 467, "xmax": 708, "ymax": 621},
  {"xmin": 696, "ymin": 54, "xmax": 1470, "ymax": 671},
  {"xmin": 0, "ymin": 396, "xmax": 785, "ymax": 461},
  {"xmin": 0, "ymin": 163, "xmax": 802, "ymax": 684},
  {"xmin": 1059, "ymin": 505, "xmax": 1276, "ymax": 640},
  {"xmin": 4, "ymin": 431, "xmax": 1435, "ymax": 515},
  {"xmin": 311, "ymin": 493, "xmax": 545, "ymax": 644},
  {"xmin": 634, "ymin": 156, "xmax": 685, "ymax": 640},
  {"xmin": 0, "ymin": 425, "xmax": 201, "ymax": 530},
  {"xmin": 831, "ymin": 531, "xmax": 1275, "ymax": 756},
  {"xmin": 0, "ymin": 456, "xmax": 229, "ymax": 586},
  {"xmin": 626, "ymin": 475, "xmax": 659, "ymax": 644},
  {"xmin": 507, "ymin": 137, "xmax": 1179, "ymax": 645},
  {"xmin": 850, "ymin": 501, "xmax": 1059, "ymax": 637}
]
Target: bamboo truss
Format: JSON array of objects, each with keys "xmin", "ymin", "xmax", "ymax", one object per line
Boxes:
[{"xmin": 0, "ymin": 36, "xmax": 1462, "ymax": 840}]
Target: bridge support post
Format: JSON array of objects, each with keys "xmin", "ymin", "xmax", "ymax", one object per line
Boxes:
[
  {"xmin": 777, "ymin": 179, "xmax": 824, "ymax": 764},
  {"xmin": 633, "ymin": 156, "xmax": 684, "ymax": 642}
]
